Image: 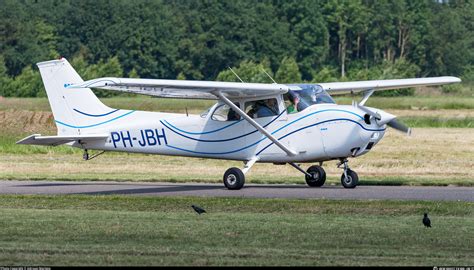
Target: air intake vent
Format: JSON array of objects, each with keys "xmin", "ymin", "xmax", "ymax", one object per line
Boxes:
[
  {"xmin": 366, "ymin": 142, "xmax": 375, "ymax": 150},
  {"xmin": 364, "ymin": 114, "xmax": 371, "ymax": 124}
]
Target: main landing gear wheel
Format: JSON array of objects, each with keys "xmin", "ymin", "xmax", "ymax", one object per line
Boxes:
[
  {"xmin": 223, "ymin": 167, "xmax": 245, "ymax": 190},
  {"xmin": 305, "ymin": 165, "xmax": 326, "ymax": 187},
  {"xmin": 341, "ymin": 169, "xmax": 358, "ymax": 189}
]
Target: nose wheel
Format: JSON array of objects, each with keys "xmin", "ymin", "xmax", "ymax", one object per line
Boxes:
[{"xmin": 338, "ymin": 159, "xmax": 358, "ymax": 188}]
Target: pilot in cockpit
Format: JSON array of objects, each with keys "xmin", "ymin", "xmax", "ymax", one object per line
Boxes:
[{"xmin": 227, "ymin": 108, "xmax": 241, "ymax": 121}]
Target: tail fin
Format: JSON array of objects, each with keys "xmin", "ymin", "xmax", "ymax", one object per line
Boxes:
[{"xmin": 37, "ymin": 58, "xmax": 115, "ymax": 135}]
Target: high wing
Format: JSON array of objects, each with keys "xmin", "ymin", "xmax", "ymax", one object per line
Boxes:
[
  {"xmin": 67, "ymin": 77, "xmax": 289, "ymax": 100},
  {"xmin": 318, "ymin": 76, "xmax": 461, "ymax": 94},
  {"xmin": 17, "ymin": 134, "xmax": 109, "ymax": 146},
  {"xmin": 69, "ymin": 76, "xmax": 461, "ymax": 98}
]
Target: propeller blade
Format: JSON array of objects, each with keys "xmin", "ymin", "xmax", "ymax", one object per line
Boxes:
[
  {"xmin": 357, "ymin": 105, "xmax": 411, "ymax": 135},
  {"xmin": 387, "ymin": 118, "xmax": 412, "ymax": 136}
]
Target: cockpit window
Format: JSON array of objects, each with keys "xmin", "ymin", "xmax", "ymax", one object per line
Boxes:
[
  {"xmin": 211, "ymin": 103, "xmax": 241, "ymax": 121},
  {"xmin": 284, "ymin": 84, "xmax": 335, "ymax": 113},
  {"xmin": 200, "ymin": 108, "xmax": 211, "ymax": 118}
]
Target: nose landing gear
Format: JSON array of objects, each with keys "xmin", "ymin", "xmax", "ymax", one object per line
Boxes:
[{"xmin": 338, "ymin": 158, "xmax": 358, "ymax": 188}]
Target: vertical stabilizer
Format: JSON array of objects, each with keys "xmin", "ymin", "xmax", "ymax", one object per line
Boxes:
[{"xmin": 36, "ymin": 58, "xmax": 115, "ymax": 135}]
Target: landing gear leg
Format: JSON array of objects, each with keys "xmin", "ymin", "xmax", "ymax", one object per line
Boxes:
[
  {"xmin": 223, "ymin": 157, "xmax": 259, "ymax": 190},
  {"xmin": 337, "ymin": 158, "xmax": 358, "ymax": 188},
  {"xmin": 83, "ymin": 149, "xmax": 89, "ymax": 161},
  {"xmin": 82, "ymin": 149, "xmax": 105, "ymax": 161}
]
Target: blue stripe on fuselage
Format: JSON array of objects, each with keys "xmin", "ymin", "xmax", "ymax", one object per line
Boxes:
[
  {"xmin": 165, "ymin": 117, "xmax": 385, "ymax": 156},
  {"xmin": 55, "ymin": 110, "xmax": 136, "ymax": 129}
]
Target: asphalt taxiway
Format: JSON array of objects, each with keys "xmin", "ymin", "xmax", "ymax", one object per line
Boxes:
[{"xmin": 0, "ymin": 180, "xmax": 472, "ymax": 201}]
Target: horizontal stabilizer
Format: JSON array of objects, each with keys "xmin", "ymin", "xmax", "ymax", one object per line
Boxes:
[{"xmin": 16, "ymin": 134, "xmax": 110, "ymax": 146}]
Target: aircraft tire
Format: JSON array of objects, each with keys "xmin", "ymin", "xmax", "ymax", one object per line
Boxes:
[
  {"xmin": 223, "ymin": 167, "xmax": 245, "ymax": 190},
  {"xmin": 341, "ymin": 169, "xmax": 358, "ymax": 188},
  {"xmin": 305, "ymin": 165, "xmax": 326, "ymax": 187}
]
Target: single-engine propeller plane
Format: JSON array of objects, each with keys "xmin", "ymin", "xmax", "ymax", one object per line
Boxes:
[{"xmin": 17, "ymin": 58, "xmax": 461, "ymax": 189}]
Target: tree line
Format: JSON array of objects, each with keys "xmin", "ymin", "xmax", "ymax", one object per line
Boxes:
[{"xmin": 0, "ymin": 0, "xmax": 472, "ymax": 97}]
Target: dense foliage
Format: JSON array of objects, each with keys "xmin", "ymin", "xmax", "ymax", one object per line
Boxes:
[{"xmin": 0, "ymin": 0, "xmax": 472, "ymax": 97}]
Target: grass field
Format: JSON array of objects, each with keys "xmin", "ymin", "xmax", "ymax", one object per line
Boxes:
[{"xmin": 0, "ymin": 195, "xmax": 472, "ymax": 266}]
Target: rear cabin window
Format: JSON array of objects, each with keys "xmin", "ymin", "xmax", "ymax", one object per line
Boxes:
[{"xmin": 245, "ymin": 98, "xmax": 279, "ymax": 118}]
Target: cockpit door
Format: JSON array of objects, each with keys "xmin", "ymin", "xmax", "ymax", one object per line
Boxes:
[{"xmin": 242, "ymin": 95, "xmax": 290, "ymax": 156}]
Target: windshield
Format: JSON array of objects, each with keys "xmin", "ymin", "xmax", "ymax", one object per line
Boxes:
[
  {"xmin": 200, "ymin": 107, "xmax": 211, "ymax": 118},
  {"xmin": 285, "ymin": 84, "xmax": 335, "ymax": 112}
]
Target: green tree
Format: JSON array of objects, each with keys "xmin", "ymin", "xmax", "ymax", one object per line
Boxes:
[
  {"xmin": 374, "ymin": 59, "xmax": 420, "ymax": 96},
  {"xmin": 275, "ymin": 57, "xmax": 302, "ymax": 83},
  {"xmin": 0, "ymin": 0, "xmax": 471, "ymax": 94},
  {"xmin": 324, "ymin": 0, "xmax": 367, "ymax": 77},
  {"xmin": 0, "ymin": 1, "xmax": 59, "ymax": 76},
  {"xmin": 216, "ymin": 60, "xmax": 274, "ymax": 83},
  {"xmin": 312, "ymin": 66, "xmax": 339, "ymax": 83},
  {"xmin": 425, "ymin": 1, "xmax": 473, "ymax": 76},
  {"xmin": 0, "ymin": 56, "xmax": 13, "ymax": 97},
  {"xmin": 275, "ymin": 0, "xmax": 329, "ymax": 80},
  {"xmin": 128, "ymin": 68, "xmax": 139, "ymax": 79},
  {"xmin": 7, "ymin": 65, "xmax": 44, "ymax": 97},
  {"xmin": 82, "ymin": 56, "xmax": 124, "ymax": 97}
]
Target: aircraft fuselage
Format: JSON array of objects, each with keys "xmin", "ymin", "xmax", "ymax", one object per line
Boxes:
[{"xmin": 77, "ymin": 103, "xmax": 386, "ymax": 163}]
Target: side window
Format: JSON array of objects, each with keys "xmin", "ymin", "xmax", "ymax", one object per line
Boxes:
[
  {"xmin": 211, "ymin": 103, "xmax": 241, "ymax": 121},
  {"xmin": 245, "ymin": 98, "xmax": 279, "ymax": 119}
]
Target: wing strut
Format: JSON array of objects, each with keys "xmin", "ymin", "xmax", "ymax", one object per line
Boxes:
[
  {"xmin": 215, "ymin": 92, "xmax": 297, "ymax": 156},
  {"xmin": 358, "ymin": 89, "xmax": 375, "ymax": 106}
]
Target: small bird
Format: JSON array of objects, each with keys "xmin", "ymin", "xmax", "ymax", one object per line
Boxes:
[
  {"xmin": 422, "ymin": 213, "xmax": 431, "ymax": 228},
  {"xmin": 191, "ymin": 205, "xmax": 206, "ymax": 215}
]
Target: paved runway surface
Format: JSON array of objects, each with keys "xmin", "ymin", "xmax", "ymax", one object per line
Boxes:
[{"xmin": 0, "ymin": 180, "xmax": 472, "ymax": 201}]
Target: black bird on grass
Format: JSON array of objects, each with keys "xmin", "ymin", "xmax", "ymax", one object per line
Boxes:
[
  {"xmin": 191, "ymin": 205, "xmax": 206, "ymax": 215},
  {"xmin": 423, "ymin": 213, "xmax": 431, "ymax": 228}
]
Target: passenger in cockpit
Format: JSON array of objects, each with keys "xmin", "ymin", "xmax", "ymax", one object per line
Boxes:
[
  {"xmin": 287, "ymin": 93, "xmax": 300, "ymax": 114},
  {"xmin": 227, "ymin": 108, "xmax": 241, "ymax": 121}
]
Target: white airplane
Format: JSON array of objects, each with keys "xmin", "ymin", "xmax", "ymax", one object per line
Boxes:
[{"xmin": 17, "ymin": 58, "xmax": 461, "ymax": 189}]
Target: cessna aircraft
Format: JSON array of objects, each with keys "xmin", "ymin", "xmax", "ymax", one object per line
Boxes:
[{"xmin": 17, "ymin": 58, "xmax": 461, "ymax": 189}]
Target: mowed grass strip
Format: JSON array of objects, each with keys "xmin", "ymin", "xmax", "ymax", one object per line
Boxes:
[
  {"xmin": 0, "ymin": 195, "xmax": 472, "ymax": 266},
  {"xmin": 399, "ymin": 116, "xmax": 474, "ymax": 128}
]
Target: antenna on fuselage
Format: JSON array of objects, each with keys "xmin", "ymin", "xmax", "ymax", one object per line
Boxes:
[
  {"xmin": 261, "ymin": 68, "xmax": 277, "ymax": 84},
  {"xmin": 228, "ymin": 67, "xmax": 245, "ymax": 83}
]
